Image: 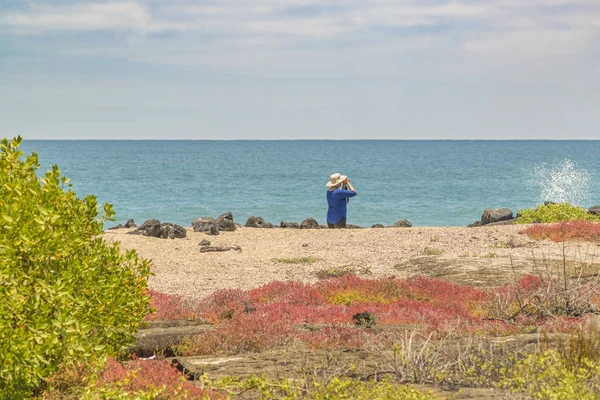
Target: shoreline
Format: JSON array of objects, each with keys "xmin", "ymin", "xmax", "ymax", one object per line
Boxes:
[{"xmin": 104, "ymin": 224, "xmax": 589, "ymax": 299}]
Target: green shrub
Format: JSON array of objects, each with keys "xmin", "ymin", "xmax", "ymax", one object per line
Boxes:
[
  {"xmin": 515, "ymin": 203, "xmax": 600, "ymax": 224},
  {"xmin": 214, "ymin": 375, "xmax": 440, "ymax": 399},
  {"xmin": 500, "ymin": 349, "xmax": 600, "ymax": 399},
  {"xmin": 0, "ymin": 137, "xmax": 151, "ymax": 398}
]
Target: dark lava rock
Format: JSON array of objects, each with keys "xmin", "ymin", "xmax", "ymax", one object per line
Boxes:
[
  {"xmin": 217, "ymin": 211, "xmax": 233, "ymax": 221},
  {"xmin": 353, "ymin": 311, "xmax": 376, "ymax": 328},
  {"xmin": 133, "ymin": 219, "xmax": 162, "ymax": 237},
  {"xmin": 468, "ymin": 221, "xmax": 483, "ymax": 228},
  {"xmin": 192, "ymin": 217, "xmax": 219, "ymax": 235},
  {"xmin": 544, "ymin": 201, "xmax": 557, "ymax": 206},
  {"xmin": 217, "ymin": 219, "xmax": 236, "ymax": 232},
  {"xmin": 245, "ymin": 216, "xmax": 274, "ymax": 228},
  {"xmin": 371, "ymin": 224, "xmax": 385, "ymax": 228},
  {"xmin": 158, "ymin": 223, "xmax": 187, "ymax": 239},
  {"xmin": 216, "ymin": 212, "xmax": 236, "ymax": 232},
  {"xmin": 299, "ymin": 218, "xmax": 320, "ymax": 229},
  {"xmin": 589, "ymin": 206, "xmax": 600, "ymax": 216},
  {"xmin": 481, "ymin": 208, "xmax": 513, "ymax": 225},
  {"xmin": 347, "ymin": 224, "xmax": 362, "ymax": 229},
  {"xmin": 109, "ymin": 218, "xmax": 138, "ymax": 230},
  {"xmin": 391, "ymin": 220, "xmax": 412, "ymax": 228},
  {"xmin": 199, "ymin": 239, "xmax": 211, "ymax": 246},
  {"xmin": 281, "ymin": 221, "xmax": 300, "ymax": 229}
]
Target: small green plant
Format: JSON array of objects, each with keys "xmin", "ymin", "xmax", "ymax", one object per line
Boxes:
[
  {"xmin": 500, "ymin": 349, "xmax": 600, "ymax": 399},
  {"xmin": 422, "ymin": 247, "xmax": 444, "ymax": 256},
  {"xmin": 0, "ymin": 137, "xmax": 151, "ymax": 397},
  {"xmin": 212, "ymin": 375, "xmax": 439, "ymax": 399},
  {"xmin": 316, "ymin": 266, "xmax": 355, "ymax": 279},
  {"xmin": 274, "ymin": 257, "xmax": 318, "ymax": 264},
  {"xmin": 480, "ymin": 252, "xmax": 498, "ymax": 258},
  {"xmin": 429, "ymin": 235, "xmax": 440, "ymax": 243},
  {"xmin": 516, "ymin": 203, "xmax": 600, "ymax": 224}
]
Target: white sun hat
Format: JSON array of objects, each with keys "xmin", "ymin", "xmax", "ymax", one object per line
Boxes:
[{"xmin": 325, "ymin": 173, "xmax": 347, "ymax": 187}]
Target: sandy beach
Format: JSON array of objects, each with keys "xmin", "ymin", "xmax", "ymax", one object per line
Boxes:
[{"xmin": 104, "ymin": 225, "xmax": 599, "ymax": 299}]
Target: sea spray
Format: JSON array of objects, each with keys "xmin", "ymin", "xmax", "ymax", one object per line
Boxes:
[{"xmin": 529, "ymin": 159, "xmax": 593, "ymax": 206}]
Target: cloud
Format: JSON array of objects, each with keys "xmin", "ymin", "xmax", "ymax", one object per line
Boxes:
[
  {"xmin": 0, "ymin": 1, "xmax": 493, "ymax": 36},
  {"xmin": 0, "ymin": 2, "xmax": 183, "ymax": 34},
  {"xmin": 1, "ymin": 0, "xmax": 598, "ymax": 76}
]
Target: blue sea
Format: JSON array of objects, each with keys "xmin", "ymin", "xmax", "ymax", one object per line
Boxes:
[{"xmin": 19, "ymin": 140, "xmax": 600, "ymax": 228}]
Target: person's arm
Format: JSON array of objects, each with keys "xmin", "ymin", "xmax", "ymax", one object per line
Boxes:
[
  {"xmin": 345, "ymin": 179, "xmax": 356, "ymax": 193},
  {"xmin": 334, "ymin": 179, "xmax": 356, "ymax": 199}
]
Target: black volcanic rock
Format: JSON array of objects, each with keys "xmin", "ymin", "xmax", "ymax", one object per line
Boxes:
[
  {"xmin": 158, "ymin": 223, "xmax": 187, "ymax": 239},
  {"xmin": 192, "ymin": 217, "xmax": 219, "ymax": 235},
  {"xmin": 299, "ymin": 218, "xmax": 320, "ymax": 229},
  {"xmin": 481, "ymin": 208, "xmax": 513, "ymax": 225},
  {"xmin": 391, "ymin": 220, "xmax": 412, "ymax": 228},
  {"xmin": 216, "ymin": 212, "xmax": 236, "ymax": 232},
  {"xmin": 133, "ymin": 219, "xmax": 162, "ymax": 237},
  {"xmin": 108, "ymin": 218, "xmax": 137, "ymax": 230},
  {"xmin": 245, "ymin": 216, "xmax": 274, "ymax": 228}
]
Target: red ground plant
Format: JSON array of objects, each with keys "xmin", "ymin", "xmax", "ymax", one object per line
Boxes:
[
  {"xmin": 145, "ymin": 290, "xmax": 198, "ymax": 321},
  {"xmin": 523, "ymin": 220, "xmax": 600, "ymax": 242},
  {"xmin": 97, "ymin": 357, "xmax": 224, "ymax": 399},
  {"xmin": 153, "ymin": 274, "xmax": 599, "ymax": 356},
  {"xmin": 65, "ymin": 275, "xmax": 597, "ymax": 397}
]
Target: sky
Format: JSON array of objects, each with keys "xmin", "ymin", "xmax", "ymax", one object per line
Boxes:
[{"xmin": 0, "ymin": 0, "xmax": 599, "ymax": 140}]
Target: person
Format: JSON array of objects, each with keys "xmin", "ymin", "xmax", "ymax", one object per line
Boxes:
[{"xmin": 326, "ymin": 173, "xmax": 357, "ymax": 228}]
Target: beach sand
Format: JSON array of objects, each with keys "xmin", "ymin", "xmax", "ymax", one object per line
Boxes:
[{"xmin": 104, "ymin": 225, "xmax": 599, "ymax": 299}]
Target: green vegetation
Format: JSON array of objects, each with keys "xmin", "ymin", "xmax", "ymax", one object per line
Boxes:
[
  {"xmin": 502, "ymin": 349, "xmax": 600, "ymax": 399},
  {"xmin": 211, "ymin": 376, "xmax": 440, "ymax": 399},
  {"xmin": 315, "ymin": 265, "xmax": 372, "ymax": 279},
  {"xmin": 315, "ymin": 266, "xmax": 355, "ymax": 279},
  {"xmin": 0, "ymin": 137, "xmax": 151, "ymax": 397},
  {"xmin": 480, "ymin": 252, "xmax": 498, "ymax": 258},
  {"xmin": 422, "ymin": 247, "xmax": 444, "ymax": 256},
  {"xmin": 274, "ymin": 257, "xmax": 318, "ymax": 264},
  {"xmin": 516, "ymin": 203, "xmax": 600, "ymax": 224}
]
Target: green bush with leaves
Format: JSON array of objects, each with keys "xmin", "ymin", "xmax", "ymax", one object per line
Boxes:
[
  {"xmin": 501, "ymin": 349, "xmax": 600, "ymax": 399},
  {"xmin": 515, "ymin": 202, "xmax": 600, "ymax": 224},
  {"xmin": 213, "ymin": 375, "xmax": 440, "ymax": 399},
  {"xmin": 0, "ymin": 137, "xmax": 151, "ymax": 398}
]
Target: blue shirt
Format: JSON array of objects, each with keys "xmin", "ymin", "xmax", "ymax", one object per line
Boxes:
[{"xmin": 326, "ymin": 189, "xmax": 357, "ymax": 224}]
